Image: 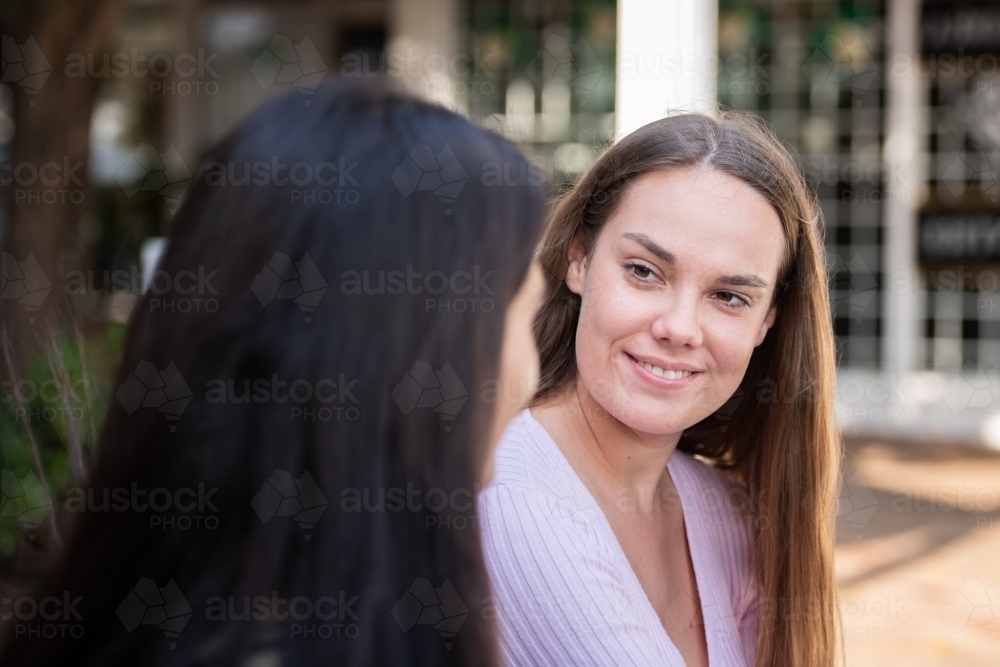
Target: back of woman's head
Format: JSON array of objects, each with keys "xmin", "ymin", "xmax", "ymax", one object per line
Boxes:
[{"xmin": 1, "ymin": 81, "xmax": 545, "ymax": 667}]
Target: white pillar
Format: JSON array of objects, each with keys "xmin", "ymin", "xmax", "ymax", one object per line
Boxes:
[
  {"xmin": 883, "ymin": 0, "xmax": 923, "ymax": 377},
  {"xmin": 615, "ymin": 0, "xmax": 717, "ymax": 140},
  {"xmin": 167, "ymin": 0, "xmax": 202, "ymax": 165},
  {"xmin": 387, "ymin": 0, "xmax": 462, "ymax": 112}
]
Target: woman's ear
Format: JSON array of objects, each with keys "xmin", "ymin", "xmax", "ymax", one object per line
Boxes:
[
  {"xmin": 755, "ymin": 305, "xmax": 777, "ymax": 347},
  {"xmin": 565, "ymin": 236, "xmax": 587, "ymax": 295}
]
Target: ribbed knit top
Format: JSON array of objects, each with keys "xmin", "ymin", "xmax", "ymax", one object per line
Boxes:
[{"xmin": 479, "ymin": 409, "xmax": 758, "ymax": 666}]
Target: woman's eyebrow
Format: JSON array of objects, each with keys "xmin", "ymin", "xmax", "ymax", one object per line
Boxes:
[
  {"xmin": 622, "ymin": 232, "xmax": 769, "ymax": 289},
  {"xmin": 622, "ymin": 232, "xmax": 674, "ymax": 263},
  {"xmin": 717, "ymin": 274, "xmax": 768, "ymax": 289}
]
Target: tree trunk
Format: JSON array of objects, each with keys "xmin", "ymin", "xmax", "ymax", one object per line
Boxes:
[{"xmin": 1, "ymin": 0, "xmax": 131, "ymax": 372}]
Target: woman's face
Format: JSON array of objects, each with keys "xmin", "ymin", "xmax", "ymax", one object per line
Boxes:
[
  {"xmin": 566, "ymin": 167, "xmax": 784, "ymax": 437},
  {"xmin": 483, "ymin": 261, "xmax": 546, "ymax": 483}
]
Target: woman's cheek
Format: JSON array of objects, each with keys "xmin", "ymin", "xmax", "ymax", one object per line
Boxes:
[
  {"xmin": 588, "ymin": 281, "xmax": 631, "ymax": 342},
  {"xmin": 574, "ymin": 302, "xmax": 605, "ymax": 379},
  {"xmin": 705, "ymin": 324, "xmax": 756, "ymax": 385}
]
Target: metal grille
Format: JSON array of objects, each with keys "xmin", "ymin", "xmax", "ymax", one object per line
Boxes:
[
  {"xmin": 459, "ymin": 0, "xmax": 618, "ymax": 186},
  {"xmin": 719, "ymin": 0, "xmax": 886, "ymax": 369},
  {"xmin": 923, "ymin": 66, "xmax": 1000, "ymax": 370}
]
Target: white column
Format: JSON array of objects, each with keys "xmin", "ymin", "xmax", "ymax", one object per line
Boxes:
[
  {"xmin": 615, "ymin": 0, "xmax": 717, "ymax": 140},
  {"xmin": 387, "ymin": 0, "xmax": 462, "ymax": 112},
  {"xmin": 883, "ymin": 0, "xmax": 923, "ymax": 377},
  {"xmin": 166, "ymin": 0, "xmax": 202, "ymax": 165}
]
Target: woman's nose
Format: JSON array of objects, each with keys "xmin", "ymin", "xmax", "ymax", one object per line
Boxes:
[{"xmin": 649, "ymin": 289, "xmax": 703, "ymax": 348}]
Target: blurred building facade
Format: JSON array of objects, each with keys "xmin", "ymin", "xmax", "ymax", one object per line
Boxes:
[
  {"xmin": 22, "ymin": 0, "xmax": 1000, "ymax": 444},
  {"xmin": 714, "ymin": 0, "xmax": 1000, "ymax": 445}
]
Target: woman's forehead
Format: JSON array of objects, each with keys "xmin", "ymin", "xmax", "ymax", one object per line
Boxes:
[{"xmin": 603, "ymin": 169, "xmax": 784, "ymax": 272}]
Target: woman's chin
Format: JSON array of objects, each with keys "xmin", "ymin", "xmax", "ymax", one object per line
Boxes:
[{"xmin": 604, "ymin": 404, "xmax": 696, "ymax": 438}]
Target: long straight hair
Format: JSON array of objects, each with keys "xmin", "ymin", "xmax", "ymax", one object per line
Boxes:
[
  {"xmin": 532, "ymin": 112, "xmax": 841, "ymax": 667},
  {"xmin": 0, "ymin": 81, "xmax": 545, "ymax": 666}
]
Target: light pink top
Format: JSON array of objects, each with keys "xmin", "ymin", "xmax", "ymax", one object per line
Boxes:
[{"xmin": 479, "ymin": 409, "xmax": 759, "ymax": 667}]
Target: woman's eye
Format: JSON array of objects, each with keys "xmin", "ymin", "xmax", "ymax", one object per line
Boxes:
[
  {"xmin": 716, "ymin": 291, "xmax": 749, "ymax": 308},
  {"xmin": 627, "ymin": 263, "xmax": 655, "ymax": 280}
]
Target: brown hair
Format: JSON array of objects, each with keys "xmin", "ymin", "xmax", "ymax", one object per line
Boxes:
[{"xmin": 533, "ymin": 112, "xmax": 841, "ymax": 667}]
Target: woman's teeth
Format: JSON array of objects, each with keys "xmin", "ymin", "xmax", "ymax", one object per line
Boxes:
[{"xmin": 639, "ymin": 361, "xmax": 692, "ymax": 380}]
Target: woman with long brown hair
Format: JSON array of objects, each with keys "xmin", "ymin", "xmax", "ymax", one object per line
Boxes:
[{"xmin": 479, "ymin": 112, "xmax": 841, "ymax": 666}]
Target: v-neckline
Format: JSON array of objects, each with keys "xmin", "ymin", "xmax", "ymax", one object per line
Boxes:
[{"xmin": 525, "ymin": 408, "xmax": 716, "ymax": 666}]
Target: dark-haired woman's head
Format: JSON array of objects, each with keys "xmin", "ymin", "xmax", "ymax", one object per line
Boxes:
[{"xmin": 0, "ymin": 81, "xmax": 546, "ymax": 667}]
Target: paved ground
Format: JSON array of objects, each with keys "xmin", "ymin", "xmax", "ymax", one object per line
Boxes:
[{"xmin": 837, "ymin": 437, "xmax": 1000, "ymax": 666}]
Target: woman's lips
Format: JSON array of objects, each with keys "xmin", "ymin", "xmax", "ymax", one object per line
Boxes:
[{"xmin": 626, "ymin": 353, "xmax": 701, "ymax": 387}]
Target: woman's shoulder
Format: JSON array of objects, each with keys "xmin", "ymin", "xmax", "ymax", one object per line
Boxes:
[
  {"xmin": 480, "ymin": 409, "xmax": 611, "ymax": 548},
  {"xmin": 485, "ymin": 409, "xmax": 589, "ymax": 499}
]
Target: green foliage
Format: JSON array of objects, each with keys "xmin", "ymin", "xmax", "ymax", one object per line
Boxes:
[{"xmin": 0, "ymin": 323, "xmax": 125, "ymax": 561}]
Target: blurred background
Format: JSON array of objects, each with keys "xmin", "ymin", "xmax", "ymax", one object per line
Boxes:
[{"xmin": 1, "ymin": 0, "xmax": 999, "ymax": 664}]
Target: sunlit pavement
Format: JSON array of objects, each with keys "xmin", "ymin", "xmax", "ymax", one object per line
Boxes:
[{"xmin": 837, "ymin": 438, "xmax": 1000, "ymax": 666}]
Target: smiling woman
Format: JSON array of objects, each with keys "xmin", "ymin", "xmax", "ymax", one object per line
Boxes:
[
  {"xmin": 564, "ymin": 167, "xmax": 784, "ymax": 439},
  {"xmin": 479, "ymin": 113, "xmax": 841, "ymax": 667}
]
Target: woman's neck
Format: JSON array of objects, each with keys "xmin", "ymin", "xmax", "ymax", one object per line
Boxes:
[{"xmin": 534, "ymin": 379, "xmax": 683, "ymax": 513}]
